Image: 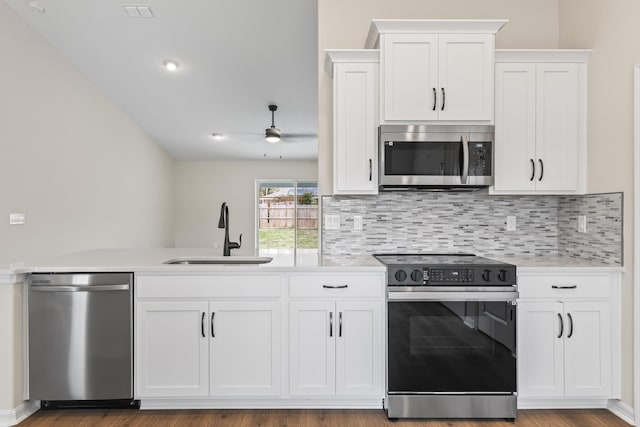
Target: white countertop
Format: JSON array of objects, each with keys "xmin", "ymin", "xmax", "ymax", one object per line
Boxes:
[
  {"xmin": 19, "ymin": 248, "xmax": 386, "ymax": 274},
  {"xmin": 491, "ymin": 255, "xmax": 624, "ymax": 272},
  {"xmin": 0, "ymin": 250, "xmax": 624, "ymax": 279}
]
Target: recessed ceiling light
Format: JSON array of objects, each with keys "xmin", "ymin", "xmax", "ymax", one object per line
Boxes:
[
  {"xmin": 210, "ymin": 133, "xmax": 224, "ymax": 140},
  {"xmin": 163, "ymin": 60, "xmax": 179, "ymax": 72}
]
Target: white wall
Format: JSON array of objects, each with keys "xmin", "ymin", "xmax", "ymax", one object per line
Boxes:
[
  {"xmin": 559, "ymin": 0, "xmax": 639, "ymax": 408},
  {"xmin": 0, "ymin": 2, "xmax": 175, "ymax": 265},
  {"xmin": 0, "ymin": 279, "xmax": 24, "ymax": 411},
  {"xmin": 317, "ymin": 0, "xmax": 561, "ymax": 194},
  {"xmin": 174, "ymin": 160, "xmax": 318, "ymax": 254}
]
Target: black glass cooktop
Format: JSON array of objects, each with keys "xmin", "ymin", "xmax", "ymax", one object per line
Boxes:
[{"xmin": 373, "ymin": 253, "xmax": 509, "ymax": 266}]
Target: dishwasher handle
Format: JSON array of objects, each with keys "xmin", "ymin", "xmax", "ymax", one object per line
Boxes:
[{"xmin": 30, "ymin": 284, "xmax": 129, "ymax": 292}]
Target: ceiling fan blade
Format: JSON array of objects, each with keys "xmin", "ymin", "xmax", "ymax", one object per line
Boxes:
[{"xmin": 281, "ymin": 132, "xmax": 317, "ymax": 139}]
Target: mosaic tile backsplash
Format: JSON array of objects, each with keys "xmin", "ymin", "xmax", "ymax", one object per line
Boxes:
[{"xmin": 321, "ymin": 192, "xmax": 622, "ymax": 265}]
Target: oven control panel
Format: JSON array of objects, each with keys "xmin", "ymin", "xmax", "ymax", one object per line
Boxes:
[{"xmin": 387, "ymin": 265, "xmax": 516, "ymax": 286}]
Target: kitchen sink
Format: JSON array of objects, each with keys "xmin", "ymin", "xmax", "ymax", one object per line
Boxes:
[{"xmin": 162, "ymin": 256, "xmax": 273, "ymax": 265}]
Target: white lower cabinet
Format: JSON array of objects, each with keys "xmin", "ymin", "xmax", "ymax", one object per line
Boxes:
[
  {"xmin": 518, "ymin": 301, "xmax": 610, "ymax": 398},
  {"xmin": 290, "ymin": 300, "xmax": 382, "ymax": 397},
  {"xmin": 137, "ymin": 299, "xmax": 280, "ymax": 398},
  {"xmin": 135, "ymin": 275, "xmax": 281, "ymax": 399},
  {"xmin": 135, "ymin": 272, "xmax": 385, "ymax": 406},
  {"xmin": 516, "ymin": 270, "xmax": 619, "ymax": 407},
  {"xmin": 288, "ymin": 273, "xmax": 384, "ymax": 398},
  {"xmin": 209, "ymin": 300, "xmax": 281, "ymax": 396},
  {"xmin": 137, "ymin": 301, "xmax": 209, "ymax": 397}
]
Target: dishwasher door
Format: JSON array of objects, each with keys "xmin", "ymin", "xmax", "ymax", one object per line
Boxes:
[{"xmin": 29, "ymin": 273, "xmax": 133, "ymax": 401}]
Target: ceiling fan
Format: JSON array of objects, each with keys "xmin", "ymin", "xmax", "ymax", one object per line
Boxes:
[{"xmin": 264, "ymin": 104, "xmax": 317, "ymax": 143}]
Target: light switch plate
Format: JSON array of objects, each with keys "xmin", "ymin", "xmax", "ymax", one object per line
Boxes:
[
  {"xmin": 578, "ymin": 215, "xmax": 587, "ymax": 233},
  {"xmin": 506, "ymin": 216, "xmax": 516, "ymax": 232},
  {"xmin": 353, "ymin": 215, "xmax": 363, "ymax": 231},
  {"xmin": 9, "ymin": 213, "xmax": 26, "ymax": 225},
  {"xmin": 325, "ymin": 214, "xmax": 340, "ymax": 230}
]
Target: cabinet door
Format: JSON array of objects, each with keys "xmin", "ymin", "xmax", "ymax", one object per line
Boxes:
[
  {"xmin": 517, "ymin": 301, "xmax": 564, "ymax": 398},
  {"xmin": 535, "ymin": 63, "xmax": 579, "ymax": 191},
  {"xmin": 335, "ymin": 301, "xmax": 383, "ymax": 396},
  {"xmin": 382, "ymin": 34, "xmax": 438, "ymax": 121},
  {"xmin": 209, "ymin": 300, "xmax": 281, "ymax": 396},
  {"xmin": 333, "ymin": 61, "xmax": 379, "ymax": 195},
  {"xmin": 494, "ymin": 63, "xmax": 537, "ymax": 191},
  {"xmin": 136, "ymin": 301, "xmax": 209, "ymax": 397},
  {"xmin": 290, "ymin": 301, "xmax": 336, "ymax": 395},
  {"xmin": 563, "ymin": 301, "xmax": 611, "ymax": 398},
  {"xmin": 438, "ymin": 34, "xmax": 494, "ymax": 121}
]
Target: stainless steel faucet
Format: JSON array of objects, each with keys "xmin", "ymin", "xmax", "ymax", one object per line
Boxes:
[{"xmin": 217, "ymin": 202, "xmax": 242, "ymax": 256}]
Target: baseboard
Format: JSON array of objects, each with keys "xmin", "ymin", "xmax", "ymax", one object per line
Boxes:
[
  {"xmin": 0, "ymin": 401, "xmax": 39, "ymax": 427},
  {"xmin": 607, "ymin": 400, "xmax": 636, "ymax": 426},
  {"xmin": 518, "ymin": 398, "xmax": 609, "ymax": 409},
  {"xmin": 140, "ymin": 397, "xmax": 383, "ymax": 410}
]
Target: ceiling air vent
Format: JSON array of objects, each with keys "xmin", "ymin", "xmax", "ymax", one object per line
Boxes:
[{"xmin": 123, "ymin": 5, "xmax": 154, "ymax": 18}]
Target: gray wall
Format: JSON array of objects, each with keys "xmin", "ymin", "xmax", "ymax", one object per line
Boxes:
[
  {"xmin": 0, "ymin": 2, "xmax": 175, "ymax": 265},
  {"xmin": 174, "ymin": 160, "xmax": 317, "ymax": 254}
]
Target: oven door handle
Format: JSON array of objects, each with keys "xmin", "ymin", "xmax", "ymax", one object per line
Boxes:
[{"xmin": 387, "ymin": 291, "xmax": 519, "ymax": 301}]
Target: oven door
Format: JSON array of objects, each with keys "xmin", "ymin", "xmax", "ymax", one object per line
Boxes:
[{"xmin": 387, "ymin": 294, "xmax": 516, "ymax": 394}]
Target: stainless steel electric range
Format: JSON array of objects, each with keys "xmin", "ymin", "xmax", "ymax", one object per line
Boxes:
[{"xmin": 374, "ymin": 253, "xmax": 518, "ymax": 420}]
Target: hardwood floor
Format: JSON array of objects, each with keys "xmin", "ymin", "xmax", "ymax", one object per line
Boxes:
[{"xmin": 17, "ymin": 408, "xmax": 632, "ymax": 427}]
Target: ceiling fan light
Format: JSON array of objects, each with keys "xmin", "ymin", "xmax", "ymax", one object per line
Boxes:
[{"xmin": 265, "ymin": 126, "xmax": 281, "ymax": 143}]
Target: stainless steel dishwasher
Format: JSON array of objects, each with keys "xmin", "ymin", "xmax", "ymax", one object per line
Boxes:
[{"xmin": 29, "ymin": 272, "xmax": 137, "ymax": 408}]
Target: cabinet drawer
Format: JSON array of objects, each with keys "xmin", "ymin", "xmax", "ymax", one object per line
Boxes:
[
  {"xmin": 518, "ymin": 274, "xmax": 611, "ymax": 299},
  {"xmin": 290, "ymin": 274, "xmax": 383, "ymax": 298},
  {"xmin": 136, "ymin": 275, "xmax": 281, "ymax": 299}
]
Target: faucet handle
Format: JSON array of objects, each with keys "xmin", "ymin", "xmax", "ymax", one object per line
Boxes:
[{"xmin": 229, "ymin": 234, "xmax": 242, "ymax": 250}]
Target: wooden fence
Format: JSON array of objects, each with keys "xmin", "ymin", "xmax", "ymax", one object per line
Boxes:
[{"xmin": 259, "ymin": 203, "xmax": 318, "ymax": 229}]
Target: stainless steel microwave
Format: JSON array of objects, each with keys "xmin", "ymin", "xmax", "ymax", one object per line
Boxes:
[{"xmin": 378, "ymin": 125, "xmax": 494, "ymax": 191}]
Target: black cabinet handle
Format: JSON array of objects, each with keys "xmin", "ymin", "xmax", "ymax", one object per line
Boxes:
[
  {"xmin": 567, "ymin": 313, "xmax": 574, "ymax": 338},
  {"xmin": 339, "ymin": 312, "xmax": 343, "ymax": 337},
  {"xmin": 201, "ymin": 312, "xmax": 205, "ymax": 338},
  {"xmin": 323, "ymin": 284, "xmax": 348, "ymax": 289},
  {"xmin": 552, "ymin": 285, "xmax": 577, "ymax": 289},
  {"xmin": 369, "ymin": 159, "xmax": 372, "ymax": 181},
  {"xmin": 538, "ymin": 159, "xmax": 544, "ymax": 181},
  {"xmin": 432, "ymin": 88, "xmax": 437, "ymax": 111},
  {"xmin": 530, "ymin": 159, "xmax": 536, "ymax": 181},
  {"xmin": 441, "ymin": 88, "xmax": 446, "ymax": 111},
  {"xmin": 557, "ymin": 313, "xmax": 564, "ymax": 338},
  {"xmin": 329, "ymin": 312, "xmax": 333, "ymax": 337},
  {"xmin": 211, "ymin": 312, "xmax": 215, "ymax": 338}
]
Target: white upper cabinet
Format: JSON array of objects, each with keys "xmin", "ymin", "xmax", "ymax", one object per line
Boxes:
[
  {"xmin": 325, "ymin": 50, "xmax": 379, "ymax": 195},
  {"xmin": 492, "ymin": 50, "xmax": 591, "ymax": 194},
  {"xmin": 366, "ymin": 20, "xmax": 507, "ymax": 124}
]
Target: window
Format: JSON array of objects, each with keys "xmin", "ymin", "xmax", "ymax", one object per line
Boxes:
[{"xmin": 256, "ymin": 180, "xmax": 318, "ymax": 266}]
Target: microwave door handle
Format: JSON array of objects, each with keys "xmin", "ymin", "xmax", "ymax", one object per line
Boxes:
[{"xmin": 461, "ymin": 134, "xmax": 469, "ymax": 184}]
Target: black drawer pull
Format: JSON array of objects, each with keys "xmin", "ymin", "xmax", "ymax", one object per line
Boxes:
[
  {"xmin": 323, "ymin": 284, "xmax": 348, "ymax": 289},
  {"xmin": 552, "ymin": 285, "xmax": 577, "ymax": 289}
]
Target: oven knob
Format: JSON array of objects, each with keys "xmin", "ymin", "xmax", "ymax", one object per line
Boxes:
[
  {"xmin": 395, "ymin": 270, "xmax": 407, "ymax": 282},
  {"xmin": 498, "ymin": 270, "xmax": 507, "ymax": 282},
  {"xmin": 482, "ymin": 269, "xmax": 491, "ymax": 282},
  {"xmin": 410, "ymin": 269, "xmax": 422, "ymax": 283}
]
